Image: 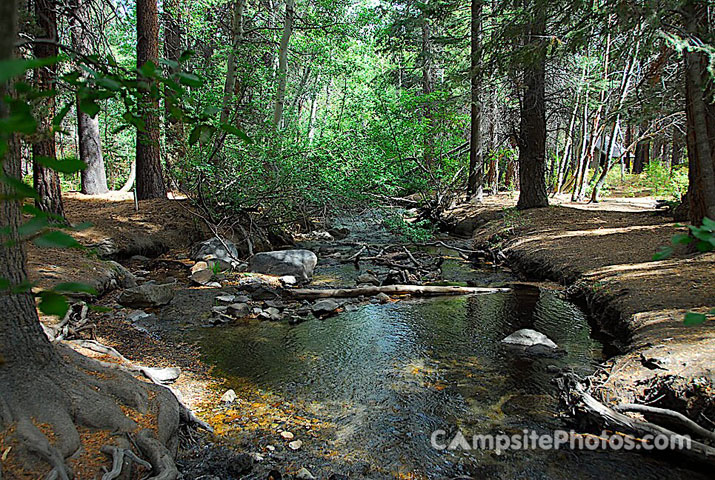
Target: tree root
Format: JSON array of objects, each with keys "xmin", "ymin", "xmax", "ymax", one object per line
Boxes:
[
  {"xmin": 0, "ymin": 346, "xmax": 185, "ymax": 479},
  {"xmin": 135, "ymin": 429, "xmax": 179, "ymax": 480},
  {"xmin": 100, "ymin": 445, "xmax": 152, "ymax": 480}
]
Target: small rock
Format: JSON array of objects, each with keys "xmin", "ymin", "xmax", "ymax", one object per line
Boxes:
[
  {"xmin": 130, "ymin": 254, "xmax": 151, "ymax": 263},
  {"xmin": 328, "ymin": 475, "xmax": 348, "ymax": 480},
  {"xmin": 127, "ymin": 310, "xmax": 155, "ymax": 323},
  {"xmin": 234, "ymin": 294, "xmax": 250, "ymax": 303},
  {"xmin": 212, "ymin": 306, "xmax": 229, "ymax": 314},
  {"xmin": 249, "ymin": 285, "xmax": 281, "ymax": 301},
  {"xmin": 265, "ymin": 307, "xmax": 281, "ymax": 321},
  {"xmin": 215, "ymin": 294, "xmax": 236, "ymax": 304},
  {"xmin": 327, "ymin": 227, "xmax": 349, "ymax": 240},
  {"xmin": 252, "ymin": 307, "xmax": 264, "ymax": 316},
  {"xmin": 357, "ymin": 272, "xmax": 380, "ymax": 286},
  {"xmin": 191, "ymin": 261, "xmax": 210, "ymax": 274},
  {"xmin": 205, "ymin": 281, "xmax": 222, "ymax": 288},
  {"xmin": 250, "ymin": 452, "xmax": 264, "ymax": 462},
  {"xmin": 375, "ymin": 292, "xmax": 390, "ymax": 304},
  {"xmin": 192, "ymin": 237, "xmax": 240, "ymax": 264},
  {"xmin": 266, "ymin": 445, "xmax": 276, "ymax": 452},
  {"xmin": 118, "ymin": 283, "xmax": 174, "ymax": 308},
  {"xmin": 288, "ymin": 440, "xmax": 303, "ymax": 450},
  {"xmin": 190, "ymin": 268, "xmax": 214, "ymax": 286},
  {"xmin": 280, "ymin": 431, "xmax": 294, "ymax": 440},
  {"xmin": 264, "ymin": 300, "xmax": 284, "ymax": 310},
  {"xmin": 279, "ymin": 275, "xmax": 297, "ymax": 286},
  {"xmin": 220, "ymin": 389, "xmax": 237, "ymax": 403},
  {"xmin": 228, "ymin": 303, "xmax": 251, "ymax": 317},
  {"xmin": 295, "ymin": 467, "xmax": 315, "ymax": 480},
  {"xmin": 311, "ymin": 299, "xmax": 339, "ymax": 316}
]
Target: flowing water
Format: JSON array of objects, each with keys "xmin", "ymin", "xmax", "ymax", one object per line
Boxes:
[{"xmin": 191, "ymin": 216, "xmax": 703, "ymax": 479}]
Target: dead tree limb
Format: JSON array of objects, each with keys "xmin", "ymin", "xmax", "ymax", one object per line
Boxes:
[
  {"xmin": 287, "ymin": 285, "xmax": 509, "ymax": 299},
  {"xmin": 614, "ymin": 404, "xmax": 715, "ymax": 443}
]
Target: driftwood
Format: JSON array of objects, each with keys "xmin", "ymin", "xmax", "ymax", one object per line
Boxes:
[
  {"xmin": 614, "ymin": 404, "xmax": 715, "ymax": 443},
  {"xmin": 287, "ymin": 284, "xmax": 509, "ymax": 299},
  {"xmin": 556, "ymin": 373, "xmax": 715, "ymax": 466}
]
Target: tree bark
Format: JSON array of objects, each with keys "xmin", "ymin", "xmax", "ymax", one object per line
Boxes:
[
  {"xmin": 516, "ymin": 5, "xmax": 548, "ymax": 210},
  {"xmin": 33, "ymin": 0, "xmax": 65, "ymax": 217},
  {"xmin": 421, "ymin": 18, "xmax": 435, "ymax": 168},
  {"xmin": 136, "ymin": 0, "xmax": 166, "ymax": 199},
  {"xmin": 163, "ymin": 0, "xmax": 185, "ymax": 171},
  {"xmin": 683, "ymin": 0, "xmax": 715, "ymax": 225},
  {"xmin": 272, "ymin": 0, "xmax": 294, "ymax": 130},
  {"xmin": 70, "ymin": 0, "xmax": 108, "ymax": 195},
  {"xmin": 467, "ymin": 0, "xmax": 483, "ymax": 200}
]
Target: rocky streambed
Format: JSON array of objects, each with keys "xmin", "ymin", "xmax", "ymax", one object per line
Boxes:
[{"xmin": 101, "ymin": 214, "xmax": 708, "ymax": 480}]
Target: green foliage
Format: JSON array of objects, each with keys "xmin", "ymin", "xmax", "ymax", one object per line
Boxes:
[
  {"xmin": 383, "ymin": 214, "xmax": 434, "ymax": 243},
  {"xmin": 639, "ymin": 161, "xmax": 688, "ymax": 199}
]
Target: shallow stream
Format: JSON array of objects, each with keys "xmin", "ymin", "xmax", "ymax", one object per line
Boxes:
[{"xmin": 189, "ymin": 216, "xmax": 702, "ymax": 479}]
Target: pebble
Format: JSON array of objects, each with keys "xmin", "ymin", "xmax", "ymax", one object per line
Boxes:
[
  {"xmin": 288, "ymin": 439, "xmax": 303, "ymax": 450},
  {"xmin": 375, "ymin": 292, "xmax": 390, "ymax": 304},
  {"xmin": 280, "ymin": 431, "xmax": 294, "ymax": 440},
  {"xmin": 220, "ymin": 389, "xmax": 237, "ymax": 403},
  {"xmin": 295, "ymin": 468, "xmax": 315, "ymax": 480}
]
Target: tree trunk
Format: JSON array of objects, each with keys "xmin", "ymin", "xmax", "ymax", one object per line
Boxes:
[
  {"xmin": 163, "ymin": 0, "xmax": 185, "ymax": 171},
  {"xmin": 136, "ymin": 0, "xmax": 166, "ymax": 199},
  {"xmin": 516, "ymin": 5, "xmax": 548, "ymax": 210},
  {"xmin": 421, "ymin": 19, "xmax": 435, "ymax": 168},
  {"xmin": 1, "ymin": 0, "xmax": 59, "ymax": 368},
  {"xmin": 272, "ymin": 0, "xmax": 294, "ymax": 130},
  {"xmin": 467, "ymin": 0, "xmax": 483, "ymax": 200},
  {"xmin": 71, "ymin": 0, "xmax": 108, "ymax": 195},
  {"xmin": 633, "ymin": 124, "xmax": 650, "ymax": 174},
  {"xmin": 218, "ymin": 0, "xmax": 244, "ymax": 132},
  {"xmin": 684, "ymin": 0, "xmax": 715, "ymax": 225},
  {"xmin": 33, "ymin": 0, "xmax": 65, "ymax": 217}
]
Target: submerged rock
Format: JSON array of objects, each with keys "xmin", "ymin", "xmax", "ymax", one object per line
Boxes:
[
  {"xmin": 249, "ymin": 249, "xmax": 318, "ymax": 283},
  {"xmin": 501, "ymin": 329, "xmax": 558, "ymax": 350},
  {"xmin": 118, "ymin": 282, "xmax": 174, "ymax": 308},
  {"xmin": 375, "ymin": 292, "xmax": 391, "ymax": 304}
]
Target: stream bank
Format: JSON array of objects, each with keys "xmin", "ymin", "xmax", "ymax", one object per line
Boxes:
[{"xmin": 465, "ymin": 198, "xmax": 714, "ymax": 433}]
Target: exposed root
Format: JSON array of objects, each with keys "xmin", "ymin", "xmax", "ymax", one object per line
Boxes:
[
  {"xmin": 0, "ymin": 345, "xmax": 183, "ymax": 479},
  {"xmin": 135, "ymin": 429, "xmax": 179, "ymax": 480},
  {"xmin": 100, "ymin": 444, "xmax": 152, "ymax": 480}
]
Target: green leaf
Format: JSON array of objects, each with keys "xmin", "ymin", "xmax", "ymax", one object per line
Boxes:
[
  {"xmin": 179, "ymin": 50, "xmax": 194, "ymax": 62},
  {"xmin": 695, "ymin": 240, "xmax": 713, "ymax": 252},
  {"xmin": 33, "ymin": 231, "xmax": 81, "ymax": 249},
  {"xmin": 139, "ymin": 60, "xmax": 157, "ymax": 77},
  {"xmin": 176, "ymin": 72, "xmax": 202, "ymax": 88},
  {"xmin": 79, "ymin": 99, "xmax": 100, "ymax": 118},
  {"xmin": 35, "ymin": 156, "xmax": 86, "ymax": 174},
  {"xmin": 219, "ymin": 123, "xmax": 253, "ymax": 143},
  {"xmin": 17, "ymin": 216, "xmax": 49, "ymax": 237},
  {"xmin": 683, "ymin": 312, "xmax": 707, "ymax": 326},
  {"xmin": 0, "ymin": 277, "xmax": 9, "ymax": 291},
  {"xmin": 54, "ymin": 282, "xmax": 97, "ymax": 296},
  {"xmin": 652, "ymin": 246, "xmax": 673, "ymax": 261},
  {"xmin": 71, "ymin": 221, "xmax": 93, "ymax": 231},
  {"xmin": 95, "ymin": 77, "xmax": 121, "ymax": 91},
  {"xmin": 0, "ymin": 175, "xmax": 38, "ymax": 199},
  {"xmin": 38, "ymin": 291, "xmax": 69, "ymax": 317},
  {"xmin": 88, "ymin": 304, "xmax": 112, "ymax": 313},
  {"xmin": 188, "ymin": 125, "xmax": 202, "ymax": 145},
  {"xmin": 0, "ymin": 57, "xmax": 58, "ymax": 83},
  {"xmin": 701, "ymin": 217, "xmax": 715, "ymax": 231},
  {"xmin": 53, "ymin": 103, "xmax": 72, "ymax": 128},
  {"xmin": 671, "ymin": 233, "xmax": 691, "ymax": 245}
]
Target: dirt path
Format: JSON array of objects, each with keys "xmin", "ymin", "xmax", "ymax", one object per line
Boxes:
[{"xmin": 462, "ymin": 194, "xmax": 714, "ymax": 421}]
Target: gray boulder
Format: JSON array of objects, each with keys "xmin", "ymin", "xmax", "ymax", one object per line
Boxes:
[
  {"xmin": 501, "ymin": 329, "xmax": 558, "ymax": 350},
  {"xmin": 118, "ymin": 283, "xmax": 174, "ymax": 308},
  {"xmin": 191, "ymin": 237, "xmax": 240, "ymax": 268},
  {"xmin": 249, "ymin": 249, "xmax": 318, "ymax": 283},
  {"xmin": 227, "ymin": 303, "xmax": 250, "ymax": 317}
]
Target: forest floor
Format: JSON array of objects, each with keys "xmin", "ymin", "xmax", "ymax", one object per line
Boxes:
[{"xmin": 463, "ymin": 192, "xmax": 714, "ymax": 419}]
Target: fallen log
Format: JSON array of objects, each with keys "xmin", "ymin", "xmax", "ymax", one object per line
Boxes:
[
  {"xmin": 287, "ymin": 284, "xmax": 509, "ymax": 299},
  {"xmin": 614, "ymin": 404, "xmax": 715, "ymax": 443},
  {"xmin": 556, "ymin": 373, "xmax": 715, "ymax": 466}
]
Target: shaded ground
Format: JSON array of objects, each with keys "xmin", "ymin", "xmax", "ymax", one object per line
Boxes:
[{"xmin": 465, "ymin": 193, "xmax": 714, "ymax": 420}]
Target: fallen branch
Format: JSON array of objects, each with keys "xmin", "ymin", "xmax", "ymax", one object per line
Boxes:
[
  {"xmin": 556, "ymin": 373, "xmax": 715, "ymax": 466},
  {"xmin": 614, "ymin": 404, "xmax": 715, "ymax": 443},
  {"xmin": 287, "ymin": 284, "xmax": 509, "ymax": 299}
]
